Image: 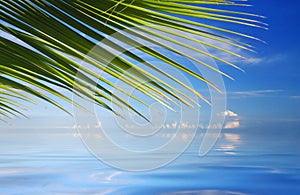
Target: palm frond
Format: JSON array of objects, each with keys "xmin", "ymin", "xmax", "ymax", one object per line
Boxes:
[{"xmin": 0, "ymin": 0, "xmax": 265, "ymax": 121}]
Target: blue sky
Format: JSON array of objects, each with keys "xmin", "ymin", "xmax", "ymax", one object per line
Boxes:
[
  {"xmin": 1, "ymin": 0, "xmax": 300, "ymax": 131},
  {"xmin": 222, "ymin": 0, "xmax": 300, "ymax": 122}
]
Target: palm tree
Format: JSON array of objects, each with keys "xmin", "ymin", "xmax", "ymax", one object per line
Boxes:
[{"xmin": 0, "ymin": 0, "xmax": 266, "ymax": 122}]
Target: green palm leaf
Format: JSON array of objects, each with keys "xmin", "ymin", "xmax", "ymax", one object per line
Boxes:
[{"xmin": 0, "ymin": 0, "xmax": 265, "ymax": 121}]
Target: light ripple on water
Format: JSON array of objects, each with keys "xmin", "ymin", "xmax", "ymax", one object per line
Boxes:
[{"xmin": 0, "ymin": 126, "xmax": 299, "ymax": 194}]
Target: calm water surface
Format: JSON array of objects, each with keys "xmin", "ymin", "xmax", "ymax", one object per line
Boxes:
[{"xmin": 0, "ymin": 121, "xmax": 299, "ymax": 195}]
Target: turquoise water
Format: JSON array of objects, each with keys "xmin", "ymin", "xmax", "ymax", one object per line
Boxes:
[{"xmin": 0, "ymin": 121, "xmax": 299, "ymax": 194}]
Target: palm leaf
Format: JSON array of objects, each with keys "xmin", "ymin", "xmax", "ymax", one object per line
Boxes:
[{"xmin": 0, "ymin": 0, "xmax": 265, "ymax": 121}]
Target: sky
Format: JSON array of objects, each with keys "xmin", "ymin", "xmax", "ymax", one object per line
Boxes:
[
  {"xmin": 223, "ymin": 0, "xmax": 300, "ymax": 122},
  {"xmin": 1, "ymin": 1, "xmax": 300, "ymax": 137},
  {"xmin": 0, "ymin": 2, "xmax": 300, "ymax": 191}
]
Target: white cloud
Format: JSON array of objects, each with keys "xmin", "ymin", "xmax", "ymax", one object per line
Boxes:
[
  {"xmin": 179, "ymin": 28, "xmax": 284, "ymax": 67},
  {"xmin": 242, "ymin": 54, "xmax": 286, "ymax": 66},
  {"xmin": 219, "ymin": 110, "xmax": 240, "ymax": 129},
  {"xmin": 206, "ymin": 123, "xmax": 223, "ymax": 130},
  {"xmin": 72, "ymin": 122, "xmax": 101, "ymax": 129},
  {"xmin": 221, "ymin": 110, "xmax": 239, "ymax": 117},
  {"xmin": 224, "ymin": 121, "xmax": 240, "ymax": 129},
  {"xmin": 244, "ymin": 57, "xmax": 263, "ymax": 64},
  {"xmin": 202, "ymin": 34, "xmax": 285, "ymax": 67},
  {"xmin": 171, "ymin": 121, "xmax": 178, "ymax": 129},
  {"xmin": 290, "ymin": 96, "xmax": 300, "ymax": 99},
  {"xmin": 229, "ymin": 89, "xmax": 283, "ymax": 98},
  {"xmin": 162, "ymin": 121, "xmax": 196, "ymax": 129}
]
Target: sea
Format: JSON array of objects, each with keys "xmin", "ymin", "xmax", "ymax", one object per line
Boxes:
[{"xmin": 0, "ymin": 120, "xmax": 299, "ymax": 195}]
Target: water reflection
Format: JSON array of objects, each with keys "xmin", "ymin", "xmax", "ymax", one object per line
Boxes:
[
  {"xmin": 0, "ymin": 125, "xmax": 299, "ymax": 195},
  {"xmin": 216, "ymin": 133, "xmax": 241, "ymax": 155}
]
